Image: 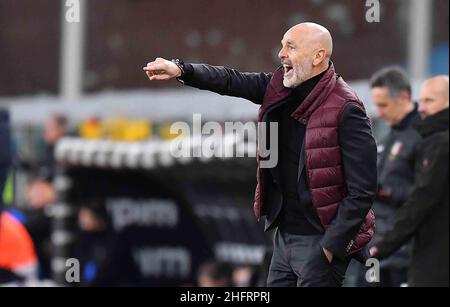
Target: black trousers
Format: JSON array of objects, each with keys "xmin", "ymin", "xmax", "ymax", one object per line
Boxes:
[{"xmin": 267, "ymin": 228, "xmax": 350, "ymax": 287}]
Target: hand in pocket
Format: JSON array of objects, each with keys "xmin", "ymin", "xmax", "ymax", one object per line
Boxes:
[{"xmin": 298, "ymin": 244, "xmax": 333, "ymax": 286}]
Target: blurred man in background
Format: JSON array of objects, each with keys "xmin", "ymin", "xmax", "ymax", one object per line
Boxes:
[
  {"xmin": 367, "ymin": 67, "xmax": 421, "ymax": 286},
  {"xmin": 22, "ymin": 114, "xmax": 68, "ymax": 279},
  {"xmin": 75, "ymin": 201, "xmax": 116, "ymax": 287},
  {"xmin": 144, "ymin": 22, "xmax": 377, "ymax": 287},
  {"xmin": 1, "ymin": 107, "xmax": 15, "ymax": 283},
  {"xmin": 0, "ymin": 108, "xmax": 12, "ymax": 212},
  {"xmin": 197, "ymin": 261, "xmax": 233, "ymax": 287},
  {"xmin": 371, "ymin": 76, "xmax": 449, "ymax": 287},
  {"xmin": 27, "ymin": 114, "xmax": 68, "ymax": 208},
  {"xmin": 1, "ymin": 108, "xmax": 39, "ymax": 284}
]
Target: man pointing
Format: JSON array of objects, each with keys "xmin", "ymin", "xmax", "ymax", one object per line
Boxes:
[{"xmin": 144, "ymin": 23, "xmax": 377, "ymax": 287}]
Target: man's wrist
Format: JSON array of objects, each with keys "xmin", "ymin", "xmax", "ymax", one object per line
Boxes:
[{"xmin": 171, "ymin": 59, "xmax": 185, "ymax": 77}]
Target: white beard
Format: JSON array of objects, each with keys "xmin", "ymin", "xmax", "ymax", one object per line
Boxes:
[{"xmin": 283, "ymin": 60, "xmax": 312, "ymax": 88}]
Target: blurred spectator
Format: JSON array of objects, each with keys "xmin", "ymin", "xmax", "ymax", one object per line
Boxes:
[
  {"xmin": 27, "ymin": 114, "xmax": 68, "ymax": 208},
  {"xmin": 75, "ymin": 201, "xmax": 115, "ymax": 286},
  {"xmin": 78, "ymin": 204, "xmax": 109, "ymax": 232},
  {"xmin": 0, "ymin": 108, "xmax": 12, "ymax": 212},
  {"xmin": 197, "ymin": 261, "xmax": 233, "ymax": 287},
  {"xmin": 70, "ymin": 199, "xmax": 143, "ymax": 286},
  {"xmin": 232, "ymin": 265, "xmax": 258, "ymax": 287},
  {"xmin": 20, "ymin": 114, "xmax": 68, "ymax": 280},
  {"xmin": 0, "ymin": 108, "xmax": 23, "ymax": 285},
  {"xmin": 365, "ymin": 67, "xmax": 421, "ymax": 286},
  {"xmin": 371, "ymin": 76, "xmax": 449, "ymax": 287}
]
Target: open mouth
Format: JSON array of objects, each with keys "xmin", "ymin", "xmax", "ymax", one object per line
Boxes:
[{"xmin": 283, "ymin": 64, "xmax": 293, "ymax": 76}]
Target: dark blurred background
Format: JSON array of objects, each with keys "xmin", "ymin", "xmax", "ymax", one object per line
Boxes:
[{"xmin": 1, "ymin": 0, "xmax": 448, "ymax": 96}]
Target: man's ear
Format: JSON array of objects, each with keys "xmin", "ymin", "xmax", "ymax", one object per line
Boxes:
[
  {"xmin": 312, "ymin": 48, "xmax": 326, "ymax": 67},
  {"xmin": 398, "ymin": 91, "xmax": 411, "ymax": 103}
]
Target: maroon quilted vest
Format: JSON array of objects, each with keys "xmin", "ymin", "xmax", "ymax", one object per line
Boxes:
[{"xmin": 254, "ymin": 64, "xmax": 375, "ymax": 255}]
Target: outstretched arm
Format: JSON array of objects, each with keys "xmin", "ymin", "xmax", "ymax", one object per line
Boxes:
[{"xmin": 143, "ymin": 58, "xmax": 272, "ymax": 105}]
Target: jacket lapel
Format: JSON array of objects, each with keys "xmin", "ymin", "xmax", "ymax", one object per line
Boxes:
[{"xmin": 297, "ymin": 137, "xmax": 306, "ymax": 182}]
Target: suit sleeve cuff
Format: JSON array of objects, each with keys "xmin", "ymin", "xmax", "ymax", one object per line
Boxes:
[{"xmin": 176, "ymin": 63, "xmax": 194, "ymax": 84}]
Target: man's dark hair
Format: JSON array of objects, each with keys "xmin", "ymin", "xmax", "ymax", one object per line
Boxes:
[
  {"xmin": 370, "ymin": 66, "xmax": 412, "ymax": 97},
  {"xmin": 51, "ymin": 114, "xmax": 68, "ymax": 128}
]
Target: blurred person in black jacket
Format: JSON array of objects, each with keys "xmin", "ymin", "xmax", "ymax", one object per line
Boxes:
[
  {"xmin": 371, "ymin": 76, "xmax": 449, "ymax": 287},
  {"xmin": 367, "ymin": 67, "xmax": 421, "ymax": 286},
  {"xmin": 22, "ymin": 114, "xmax": 68, "ymax": 279},
  {"xmin": 0, "ymin": 108, "xmax": 20, "ymax": 285},
  {"xmin": 26, "ymin": 114, "xmax": 68, "ymax": 208},
  {"xmin": 0, "ymin": 108, "xmax": 12, "ymax": 212},
  {"xmin": 1, "ymin": 111, "xmax": 40, "ymax": 283},
  {"xmin": 75, "ymin": 201, "xmax": 115, "ymax": 286}
]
